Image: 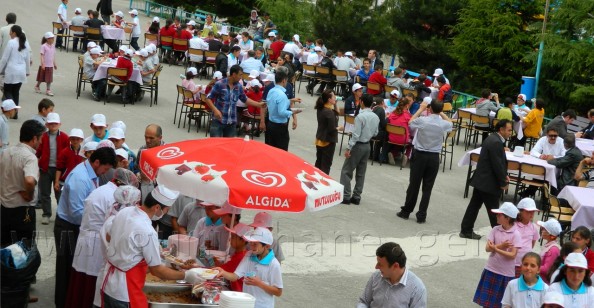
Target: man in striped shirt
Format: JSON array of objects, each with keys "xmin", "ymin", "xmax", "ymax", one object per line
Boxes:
[{"xmin": 358, "ymin": 242, "xmax": 427, "ymax": 308}]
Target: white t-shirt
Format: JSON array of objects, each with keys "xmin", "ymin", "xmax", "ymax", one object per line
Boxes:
[
  {"xmin": 501, "ymin": 277, "xmax": 548, "ymax": 308},
  {"xmin": 192, "ymin": 216, "xmax": 221, "ymax": 247},
  {"xmin": 227, "ymin": 53, "xmax": 239, "ymax": 71},
  {"xmin": 101, "ymin": 206, "xmax": 161, "ymax": 302},
  {"xmin": 188, "ymin": 37, "xmax": 208, "ymax": 62},
  {"xmin": 131, "ymin": 16, "xmax": 141, "ymax": 37},
  {"xmin": 57, "ymin": 3, "xmax": 68, "ymax": 22},
  {"xmin": 282, "ymin": 42, "xmax": 301, "ymax": 57},
  {"xmin": 306, "ymin": 53, "xmax": 321, "ymax": 73},
  {"xmin": 235, "ymin": 251, "xmax": 283, "ymax": 308},
  {"xmin": 547, "ymin": 282, "xmax": 594, "ymax": 308},
  {"xmin": 530, "ymin": 136, "xmax": 566, "ymax": 158}
]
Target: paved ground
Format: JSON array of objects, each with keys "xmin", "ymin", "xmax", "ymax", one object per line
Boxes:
[{"xmin": 3, "ymin": 1, "xmax": 534, "ymax": 307}]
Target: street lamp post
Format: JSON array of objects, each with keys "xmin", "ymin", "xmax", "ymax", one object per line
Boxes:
[{"xmin": 534, "ymin": 0, "xmax": 551, "ymax": 98}]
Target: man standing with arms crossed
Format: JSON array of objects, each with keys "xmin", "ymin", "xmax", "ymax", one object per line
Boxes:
[
  {"xmin": 459, "ymin": 119, "xmax": 513, "ymax": 240},
  {"xmin": 396, "ymin": 99, "xmax": 452, "ymax": 223},
  {"xmin": 340, "ymin": 94, "xmax": 379, "ymax": 205}
]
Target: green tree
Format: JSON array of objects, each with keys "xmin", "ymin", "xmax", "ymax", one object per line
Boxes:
[
  {"xmin": 153, "ymin": 0, "xmax": 257, "ymax": 25},
  {"xmin": 450, "ymin": 0, "xmax": 543, "ymax": 96},
  {"xmin": 256, "ymin": 0, "xmax": 314, "ymax": 39},
  {"xmin": 387, "ymin": 0, "xmax": 468, "ymax": 73},
  {"xmin": 530, "ymin": 0, "xmax": 594, "ymax": 114},
  {"xmin": 311, "ymin": 0, "xmax": 395, "ymax": 56}
]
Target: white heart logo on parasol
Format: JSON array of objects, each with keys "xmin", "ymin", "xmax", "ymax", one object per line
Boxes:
[
  {"xmin": 156, "ymin": 147, "xmax": 184, "ymax": 159},
  {"xmin": 242, "ymin": 170, "xmax": 286, "ymax": 188}
]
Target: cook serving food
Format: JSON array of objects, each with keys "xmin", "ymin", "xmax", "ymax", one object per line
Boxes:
[{"xmin": 96, "ymin": 185, "xmax": 205, "ymax": 307}]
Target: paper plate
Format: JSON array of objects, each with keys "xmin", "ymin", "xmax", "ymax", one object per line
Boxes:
[{"xmin": 188, "ymin": 267, "xmax": 219, "ymax": 280}]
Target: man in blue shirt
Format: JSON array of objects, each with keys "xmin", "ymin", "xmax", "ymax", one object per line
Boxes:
[
  {"xmin": 265, "ymin": 67, "xmax": 302, "ymax": 150},
  {"xmin": 204, "ymin": 65, "xmax": 263, "ymax": 137},
  {"xmin": 240, "ymin": 50, "xmax": 265, "ymax": 73},
  {"xmin": 53, "ymin": 147, "xmax": 116, "ymax": 308}
]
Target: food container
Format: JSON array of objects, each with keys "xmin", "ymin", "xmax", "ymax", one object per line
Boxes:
[
  {"xmin": 144, "ymin": 284, "xmax": 218, "ymax": 308},
  {"xmin": 168, "ymin": 234, "xmax": 199, "ymax": 259}
]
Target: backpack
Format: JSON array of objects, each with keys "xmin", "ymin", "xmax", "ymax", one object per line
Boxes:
[{"xmin": 442, "ymin": 88, "xmax": 453, "ymax": 103}]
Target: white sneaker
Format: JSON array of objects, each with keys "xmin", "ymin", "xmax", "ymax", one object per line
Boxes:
[{"xmin": 41, "ymin": 217, "xmax": 50, "ymax": 225}]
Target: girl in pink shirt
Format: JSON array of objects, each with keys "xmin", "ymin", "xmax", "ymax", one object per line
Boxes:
[
  {"xmin": 35, "ymin": 32, "xmax": 57, "ymax": 96},
  {"xmin": 474, "ymin": 202, "xmax": 522, "ymax": 308},
  {"xmin": 514, "ymin": 198, "xmax": 541, "ymax": 277},
  {"xmin": 536, "ymin": 218, "xmax": 562, "ymax": 284}
]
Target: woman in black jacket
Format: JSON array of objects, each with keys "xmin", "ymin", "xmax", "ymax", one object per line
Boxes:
[{"xmin": 315, "ymin": 89, "xmax": 340, "ymax": 174}]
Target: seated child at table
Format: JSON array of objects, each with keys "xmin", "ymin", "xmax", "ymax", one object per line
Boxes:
[
  {"xmin": 192, "ymin": 202, "xmax": 222, "ymax": 249},
  {"xmin": 181, "ymin": 67, "xmax": 203, "ymax": 102},
  {"xmin": 216, "ymin": 227, "xmax": 283, "ymax": 308},
  {"xmin": 177, "ymin": 200, "xmax": 206, "ymax": 236},
  {"xmin": 502, "ymin": 252, "xmax": 548, "ymax": 308},
  {"xmin": 249, "ymin": 212, "xmax": 285, "ymax": 263},
  {"xmin": 84, "ymin": 47, "xmax": 107, "ymax": 100},
  {"xmin": 537, "ymin": 218, "xmax": 562, "ymax": 284}
]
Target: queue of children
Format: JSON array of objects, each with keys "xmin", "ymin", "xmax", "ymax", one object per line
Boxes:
[{"xmin": 471, "ymin": 200, "xmax": 594, "ymax": 308}]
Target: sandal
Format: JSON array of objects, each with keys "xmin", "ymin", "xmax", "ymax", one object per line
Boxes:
[
  {"xmin": 46, "ymin": 90, "xmax": 54, "ymax": 96},
  {"xmin": 34, "ymin": 86, "xmax": 41, "ymax": 93}
]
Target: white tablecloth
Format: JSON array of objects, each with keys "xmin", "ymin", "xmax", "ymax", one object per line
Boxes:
[
  {"xmin": 101, "ymin": 26, "xmax": 126, "ymax": 40},
  {"xmin": 557, "ymin": 186, "xmax": 594, "ymax": 230},
  {"xmin": 458, "ymin": 147, "xmax": 557, "ymax": 188},
  {"xmin": 576, "ymin": 138, "xmax": 594, "ymax": 157},
  {"xmin": 93, "ymin": 61, "xmax": 143, "ymax": 84},
  {"xmin": 453, "ymin": 107, "xmax": 524, "ymax": 140}
]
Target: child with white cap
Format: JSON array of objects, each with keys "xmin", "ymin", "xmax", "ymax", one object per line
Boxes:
[
  {"xmin": 34, "ymin": 32, "xmax": 57, "ymax": 96},
  {"xmin": 250, "ymin": 212, "xmax": 285, "ymax": 263},
  {"xmin": 55, "ymin": 128, "xmax": 85, "ymax": 192},
  {"xmin": 70, "ymin": 8, "xmax": 87, "ymax": 52},
  {"xmin": 82, "ymin": 141, "xmax": 98, "ymax": 159},
  {"xmin": 108, "ymin": 127, "xmax": 136, "ymax": 172},
  {"xmin": 514, "ymin": 198, "xmax": 541, "ymax": 277},
  {"xmin": 112, "ymin": 11, "xmax": 125, "ymax": 28},
  {"xmin": 216, "ymin": 227, "xmax": 283, "ymax": 308},
  {"xmin": 537, "ymin": 218, "xmax": 562, "ymax": 283},
  {"xmin": 213, "ymin": 202, "xmax": 243, "ymax": 253},
  {"xmin": 127, "ymin": 9, "xmax": 141, "ymax": 50},
  {"xmin": 502, "ymin": 252, "xmax": 548, "ymax": 308},
  {"xmin": 36, "ymin": 112, "xmax": 69, "ymax": 224},
  {"xmin": 146, "ymin": 17, "xmax": 160, "ymax": 47},
  {"xmin": 547, "ymin": 252, "xmax": 594, "ymax": 306},
  {"xmin": 182, "ymin": 67, "xmax": 203, "ymax": 102},
  {"xmin": 540, "ymin": 291, "xmax": 564, "ymax": 308},
  {"xmin": 84, "ymin": 113, "xmax": 109, "ymax": 144},
  {"xmin": 55, "ymin": 0, "xmax": 68, "ymax": 49},
  {"xmin": 0, "ymin": 99, "xmax": 21, "ymax": 151},
  {"xmin": 193, "ymin": 202, "xmax": 223, "ymax": 249},
  {"xmin": 515, "ymin": 94, "xmax": 531, "ymax": 117},
  {"xmin": 474, "ymin": 202, "xmax": 522, "ymax": 307}
]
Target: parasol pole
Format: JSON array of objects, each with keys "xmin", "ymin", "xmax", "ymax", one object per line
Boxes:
[{"xmin": 223, "ymin": 212, "xmax": 235, "ymax": 263}]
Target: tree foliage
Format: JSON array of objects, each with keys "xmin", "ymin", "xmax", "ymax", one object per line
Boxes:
[
  {"xmin": 387, "ymin": 0, "xmax": 468, "ymax": 73},
  {"xmin": 530, "ymin": 0, "xmax": 594, "ymax": 114},
  {"xmin": 153, "ymin": 0, "xmax": 257, "ymax": 25},
  {"xmin": 311, "ymin": 0, "xmax": 395, "ymax": 56},
  {"xmin": 257, "ymin": 0, "xmax": 314, "ymax": 39},
  {"xmin": 450, "ymin": 0, "xmax": 542, "ymax": 96}
]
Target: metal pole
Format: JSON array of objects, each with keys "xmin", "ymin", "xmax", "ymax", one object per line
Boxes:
[{"xmin": 534, "ymin": 0, "xmax": 551, "ymax": 98}]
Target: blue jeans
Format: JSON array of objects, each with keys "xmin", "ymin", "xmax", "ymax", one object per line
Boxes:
[{"xmin": 210, "ymin": 120, "xmax": 237, "ymax": 137}]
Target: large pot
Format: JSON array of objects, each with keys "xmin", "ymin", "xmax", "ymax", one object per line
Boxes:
[{"xmin": 144, "ymin": 284, "xmax": 218, "ymax": 308}]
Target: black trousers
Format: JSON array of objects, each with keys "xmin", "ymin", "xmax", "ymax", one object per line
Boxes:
[
  {"xmin": 460, "ymin": 188, "xmax": 500, "ymax": 234},
  {"xmin": 53, "ymin": 216, "xmax": 80, "ymax": 308},
  {"xmin": 401, "ymin": 150, "xmax": 440, "ymax": 220},
  {"xmin": 265, "ymin": 122, "xmax": 290, "ymax": 151},
  {"xmin": 1, "ymin": 205, "xmax": 36, "ymax": 248},
  {"xmin": 315, "ymin": 143, "xmax": 336, "ymax": 175},
  {"xmin": 3, "ymin": 82, "xmax": 22, "ymax": 105}
]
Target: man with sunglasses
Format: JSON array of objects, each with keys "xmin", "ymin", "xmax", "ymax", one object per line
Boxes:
[
  {"xmin": 547, "ymin": 134, "xmax": 583, "ymax": 193},
  {"xmin": 530, "ymin": 127, "xmax": 566, "ymax": 160}
]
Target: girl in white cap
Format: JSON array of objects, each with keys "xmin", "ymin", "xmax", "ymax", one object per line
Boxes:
[
  {"xmin": 474, "ymin": 202, "xmax": 522, "ymax": 307},
  {"xmin": 34, "ymin": 32, "xmax": 57, "ymax": 96},
  {"xmin": 547, "ymin": 252, "xmax": 594, "ymax": 306},
  {"xmin": 182, "ymin": 67, "xmax": 203, "ymax": 102},
  {"xmin": 514, "ymin": 198, "xmax": 541, "ymax": 278},
  {"xmin": 502, "ymin": 252, "xmax": 548, "ymax": 308},
  {"xmin": 537, "ymin": 218, "xmax": 562, "ymax": 284}
]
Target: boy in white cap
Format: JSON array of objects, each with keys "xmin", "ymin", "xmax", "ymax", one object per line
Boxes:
[
  {"xmin": 213, "ymin": 202, "xmax": 243, "ymax": 253},
  {"xmin": 216, "ymin": 227, "xmax": 283, "ymax": 308},
  {"xmin": 250, "ymin": 212, "xmax": 284, "ymax": 263},
  {"xmin": 99, "ymin": 185, "xmax": 204, "ymax": 307},
  {"xmin": 83, "ymin": 141, "xmax": 98, "ymax": 159},
  {"xmin": 35, "ymin": 112, "xmax": 69, "ymax": 224},
  {"xmin": 537, "ymin": 218, "xmax": 562, "ymax": 283},
  {"xmin": 0, "ymin": 99, "xmax": 21, "ymax": 151},
  {"xmin": 137, "ymin": 48, "xmax": 156, "ymax": 85},
  {"xmin": 55, "ymin": 128, "xmax": 85, "ymax": 194},
  {"xmin": 55, "ymin": 0, "xmax": 68, "ymax": 49},
  {"xmin": 115, "ymin": 148, "xmax": 129, "ymax": 169},
  {"xmin": 84, "ymin": 113, "xmax": 109, "ymax": 144},
  {"xmin": 431, "ymin": 68, "xmax": 449, "ymax": 87},
  {"xmin": 192, "ymin": 202, "xmax": 223, "ymax": 248},
  {"xmin": 515, "ymin": 93, "xmax": 531, "ymax": 117},
  {"xmin": 263, "ymin": 31, "xmax": 275, "ymax": 51},
  {"xmin": 70, "ymin": 8, "xmax": 87, "ymax": 52},
  {"xmin": 85, "ymin": 47, "xmax": 108, "ymax": 100},
  {"xmin": 108, "ymin": 127, "xmax": 136, "ymax": 172},
  {"xmin": 128, "ymin": 9, "xmax": 141, "ymax": 50},
  {"xmin": 112, "ymin": 11, "xmax": 125, "ymax": 28}
]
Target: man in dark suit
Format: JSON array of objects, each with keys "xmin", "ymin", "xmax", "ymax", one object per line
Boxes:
[
  {"xmin": 459, "ymin": 119, "xmax": 513, "ymax": 240},
  {"xmin": 368, "ymin": 50, "xmax": 383, "ymax": 71},
  {"xmin": 547, "ymin": 134, "xmax": 583, "ymax": 194}
]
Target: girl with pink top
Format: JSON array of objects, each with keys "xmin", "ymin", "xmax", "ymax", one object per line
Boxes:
[
  {"xmin": 536, "ymin": 218, "xmax": 562, "ymax": 284},
  {"xmin": 474, "ymin": 202, "xmax": 522, "ymax": 308},
  {"xmin": 181, "ymin": 67, "xmax": 203, "ymax": 102},
  {"xmin": 514, "ymin": 198, "xmax": 541, "ymax": 278},
  {"xmin": 35, "ymin": 32, "xmax": 57, "ymax": 96}
]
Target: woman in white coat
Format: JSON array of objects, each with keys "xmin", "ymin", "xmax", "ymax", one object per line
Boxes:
[{"xmin": 0, "ymin": 25, "xmax": 30, "ymax": 113}]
